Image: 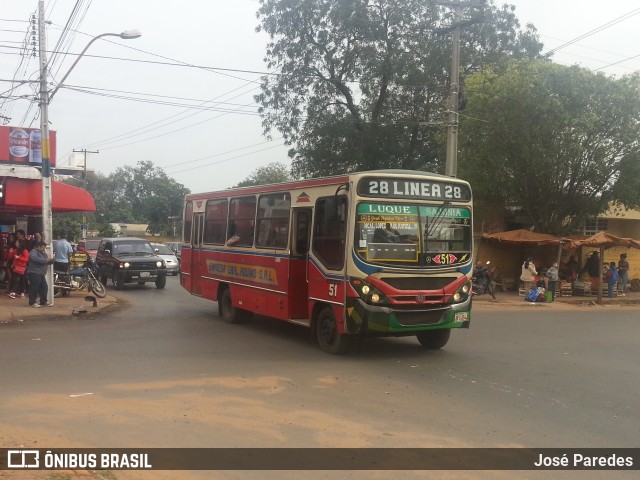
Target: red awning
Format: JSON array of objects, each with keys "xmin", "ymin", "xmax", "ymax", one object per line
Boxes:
[{"xmin": 1, "ymin": 177, "xmax": 96, "ymax": 214}]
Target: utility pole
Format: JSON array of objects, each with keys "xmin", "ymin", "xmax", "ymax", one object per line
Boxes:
[
  {"xmin": 437, "ymin": 1, "xmax": 486, "ymax": 178},
  {"xmin": 73, "ymin": 148, "xmax": 99, "ymax": 178},
  {"xmin": 73, "ymin": 149, "xmax": 98, "ymax": 239},
  {"xmin": 38, "ymin": 0, "xmax": 54, "ymax": 304},
  {"xmin": 445, "ymin": 3, "xmax": 462, "ymax": 178}
]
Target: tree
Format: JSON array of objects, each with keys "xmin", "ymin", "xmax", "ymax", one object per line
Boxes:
[
  {"xmin": 255, "ymin": 0, "xmax": 542, "ymax": 178},
  {"xmin": 115, "ymin": 161, "xmax": 191, "ymax": 235},
  {"xmin": 458, "ymin": 61, "xmax": 640, "ymax": 235},
  {"xmin": 234, "ymin": 162, "xmax": 292, "ymax": 187},
  {"xmin": 63, "ymin": 161, "xmax": 190, "ymax": 236},
  {"xmin": 52, "ymin": 214, "xmax": 82, "ymax": 242}
]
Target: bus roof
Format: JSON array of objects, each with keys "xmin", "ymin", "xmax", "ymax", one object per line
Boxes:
[{"xmin": 184, "ymin": 169, "xmax": 469, "ymax": 201}]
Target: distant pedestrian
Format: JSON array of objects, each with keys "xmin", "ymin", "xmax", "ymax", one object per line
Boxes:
[
  {"xmin": 520, "ymin": 257, "xmax": 538, "ymax": 292},
  {"xmin": 53, "ymin": 233, "xmax": 73, "ymax": 272},
  {"xmin": 3, "ymin": 234, "xmax": 17, "ymax": 289},
  {"xmin": 26, "ymin": 241, "xmax": 54, "ymax": 307},
  {"xmin": 583, "ymin": 251, "xmax": 600, "ymax": 278},
  {"xmin": 7, "ymin": 239, "xmax": 28, "ymax": 299},
  {"xmin": 617, "ymin": 253, "xmax": 629, "ymax": 296},
  {"xmin": 28, "ymin": 232, "xmax": 42, "ymax": 251},
  {"xmin": 606, "ymin": 261, "xmax": 618, "ymax": 298},
  {"xmin": 545, "ymin": 262, "xmax": 559, "ymax": 301}
]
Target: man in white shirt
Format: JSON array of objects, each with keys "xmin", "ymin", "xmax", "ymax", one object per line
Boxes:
[{"xmin": 53, "ymin": 233, "xmax": 73, "ymax": 272}]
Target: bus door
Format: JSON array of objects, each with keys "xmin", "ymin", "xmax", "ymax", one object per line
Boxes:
[
  {"xmin": 289, "ymin": 208, "xmax": 312, "ymax": 319},
  {"xmin": 306, "ymin": 195, "xmax": 348, "ymax": 318},
  {"xmin": 190, "ymin": 212, "xmax": 204, "ymax": 296}
]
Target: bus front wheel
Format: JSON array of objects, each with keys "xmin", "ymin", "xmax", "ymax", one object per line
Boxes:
[
  {"xmin": 220, "ymin": 288, "xmax": 251, "ymax": 323},
  {"xmin": 416, "ymin": 329, "xmax": 451, "ymax": 349},
  {"xmin": 316, "ymin": 307, "xmax": 351, "ymax": 355}
]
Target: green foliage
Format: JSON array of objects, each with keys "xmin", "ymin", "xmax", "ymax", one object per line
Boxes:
[
  {"xmin": 52, "ymin": 215, "xmax": 82, "ymax": 242},
  {"xmin": 255, "ymin": 0, "xmax": 542, "ymax": 178},
  {"xmin": 97, "ymin": 223, "xmax": 118, "ymax": 238},
  {"xmin": 234, "ymin": 162, "xmax": 292, "ymax": 187},
  {"xmin": 63, "ymin": 161, "xmax": 190, "ymax": 237},
  {"xmin": 458, "ymin": 62, "xmax": 640, "ymax": 234}
]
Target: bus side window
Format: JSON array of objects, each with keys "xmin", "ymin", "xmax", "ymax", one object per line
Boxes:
[
  {"xmin": 294, "ymin": 211, "xmax": 310, "ymax": 254},
  {"xmin": 312, "ymin": 197, "xmax": 346, "ymax": 269}
]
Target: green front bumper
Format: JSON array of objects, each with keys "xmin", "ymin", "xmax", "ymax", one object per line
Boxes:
[{"xmin": 345, "ymin": 296, "xmax": 471, "ymax": 335}]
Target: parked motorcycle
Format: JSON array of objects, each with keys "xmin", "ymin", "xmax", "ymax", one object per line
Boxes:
[
  {"xmin": 472, "ymin": 260, "xmax": 496, "ymax": 299},
  {"xmin": 54, "ymin": 258, "xmax": 106, "ymax": 298}
]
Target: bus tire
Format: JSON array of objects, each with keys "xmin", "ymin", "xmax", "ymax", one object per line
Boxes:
[
  {"xmin": 220, "ymin": 288, "xmax": 251, "ymax": 323},
  {"xmin": 316, "ymin": 307, "xmax": 351, "ymax": 355},
  {"xmin": 416, "ymin": 329, "xmax": 451, "ymax": 349}
]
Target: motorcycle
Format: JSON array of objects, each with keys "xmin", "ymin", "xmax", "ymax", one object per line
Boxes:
[
  {"xmin": 53, "ymin": 258, "xmax": 106, "ymax": 298},
  {"xmin": 472, "ymin": 260, "xmax": 496, "ymax": 299}
]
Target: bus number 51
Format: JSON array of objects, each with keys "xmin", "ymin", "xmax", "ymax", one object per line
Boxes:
[{"xmin": 328, "ymin": 284, "xmax": 338, "ymax": 297}]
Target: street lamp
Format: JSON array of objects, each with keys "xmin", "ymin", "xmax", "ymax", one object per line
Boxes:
[
  {"xmin": 49, "ymin": 29, "xmax": 142, "ymax": 100},
  {"xmin": 38, "ymin": 0, "xmax": 141, "ymax": 304}
]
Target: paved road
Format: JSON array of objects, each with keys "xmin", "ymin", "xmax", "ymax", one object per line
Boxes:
[{"xmin": 1, "ymin": 276, "xmax": 638, "ymax": 479}]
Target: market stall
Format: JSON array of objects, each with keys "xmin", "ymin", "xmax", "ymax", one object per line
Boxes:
[
  {"xmin": 565, "ymin": 232, "xmax": 640, "ymax": 304},
  {"xmin": 479, "ymin": 229, "xmax": 571, "ymax": 293}
]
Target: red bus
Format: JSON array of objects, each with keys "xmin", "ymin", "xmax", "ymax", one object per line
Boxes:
[{"xmin": 180, "ymin": 169, "xmax": 473, "ymax": 354}]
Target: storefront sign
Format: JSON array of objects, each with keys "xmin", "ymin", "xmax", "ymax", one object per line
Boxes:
[{"xmin": 0, "ymin": 126, "xmax": 57, "ymax": 166}]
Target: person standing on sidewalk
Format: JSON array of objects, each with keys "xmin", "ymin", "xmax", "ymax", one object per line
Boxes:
[
  {"xmin": 7, "ymin": 239, "xmax": 29, "ymax": 299},
  {"xmin": 27, "ymin": 241, "xmax": 54, "ymax": 307},
  {"xmin": 53, "ymin": 233, "xmax": 73, "ymax": 272},
  {"xmin": 617, "ymin": 253, "xmax": 629, "ymax": 296},
  {"xmin": 520, "ymin": 257, "xmax": 538, "ymax": 293},
  {"xmin": 606, "ymin": 262, "xmax": 619, "ymax": 298},
  {"xmin": 545, "ymin": 262, "xmax": 559, "ymax": 301}
]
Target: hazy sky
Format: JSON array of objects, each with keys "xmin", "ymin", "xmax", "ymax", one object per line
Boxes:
[{"xmin": 1, "ymin": 0, "xmax": 638, "ymax": 194}]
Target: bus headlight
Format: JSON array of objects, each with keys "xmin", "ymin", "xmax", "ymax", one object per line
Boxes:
[
  {"xmin": 349, "ymin": 278, "xmax": 388, "ymax": 305},
  {"xmin": 450, "ymin": 281, "xmax": 471, "ymax": 304}
]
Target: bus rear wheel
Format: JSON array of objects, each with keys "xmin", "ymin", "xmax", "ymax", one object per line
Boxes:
[
  {"xmin": 219, "ymin": 288, "xmax": 251, "ymax": 323},
  {"xmin": 316, "ymin": 307, "xmax": 351, "ymax": 355},
  {"xmin": 416, "ymin": 329, "xmax": 451, "ymax": 349}
]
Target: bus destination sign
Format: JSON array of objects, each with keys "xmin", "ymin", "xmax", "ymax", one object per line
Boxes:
[{"xmin": 358, "ymin": 177, "xmax": 471, "ymax": 201}]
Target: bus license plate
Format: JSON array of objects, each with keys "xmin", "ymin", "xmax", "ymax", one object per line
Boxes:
[
  {"xmin": 454, "ymin": 312, "xmax": 468, "ymax": 322},
  {"xmin": 140, "ymin": 272, "xmax": 150, "ymax": 278}
]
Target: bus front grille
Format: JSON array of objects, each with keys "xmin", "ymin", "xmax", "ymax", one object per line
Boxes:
[
  {"xmin": 394, "ymin": 308, "xmax": 449, "ymax": 326},
  {"xmin": 381, "ymin": 277, "xmax": 453, "ymax": 290}
]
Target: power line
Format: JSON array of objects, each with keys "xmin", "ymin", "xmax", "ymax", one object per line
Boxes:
[
  {"xmin": 162, "ymin": 138, "xmax": 284, "ymax": 171},
  {"xmin": 545, "ymin": 7, "xmax": 640, "ymax": 55},
  {"xmin": 594, "ymin": 53, "xmax": 640, "ymax": 72},
  {"xmin": 169, "ymin": 143, "xmax": 287, "ymax": 176},
  {"xmin": 61, "ymin": 83, "xmax": 256, "ymax": 109},
  {"xmin": 0, "ymin": 43, "xmax": 274, "ymax": 78}
]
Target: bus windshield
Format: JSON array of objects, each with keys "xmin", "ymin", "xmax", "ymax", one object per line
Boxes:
[{"xmin": 355, "ymin": 202, "xmax": 472, "ymax": 267}]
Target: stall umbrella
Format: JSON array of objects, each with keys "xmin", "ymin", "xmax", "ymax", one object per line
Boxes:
[{"xmin": 565, "ymin": 232, "xmax": 640, "ymax": 304}]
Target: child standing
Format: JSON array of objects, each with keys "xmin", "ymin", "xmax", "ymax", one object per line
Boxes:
[
  {"xmin": 545, "ymin": 262, "xmax": 559, "ymax": 301},
  {"xmin": 606, "ymin": 261, "xmax": 618, "ymax": 298}
]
